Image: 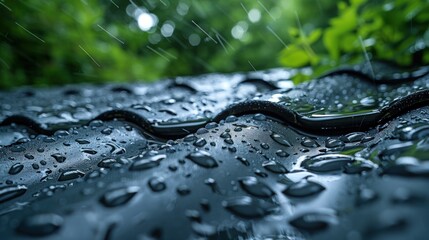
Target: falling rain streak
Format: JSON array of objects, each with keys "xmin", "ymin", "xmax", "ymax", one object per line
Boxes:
[
  {"xmin": 266, "ymin": 26, "xmax": 287, "ymax": 48},
  {"xmin": 97, "ymin": 24, "xmax": 124, "ymax": 44},
  {"xmin": 146, "ymin": 45, "xmax": 170, "ymax": 62},
  {"xmin": 78, "ymin": 45, "xmax": 101, "ymax": 67},
  {"xmin": 0, "ymin": 1, "xmax": 11, "ymax": 11},
  {"xmin": 15, "ymin": 22, "xmax": 45, "ymax": 43},
  {"xmin": 191, "ymin": 20, "xmax": 218, "ymax": 44}
]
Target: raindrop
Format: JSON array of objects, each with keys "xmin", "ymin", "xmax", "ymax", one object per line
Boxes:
[
  {"xmin": 341, "ymin": 132, "xmax": 366, "ymax": 143},
  {"xmin": 239, "ymin": 176, "xmax": 275, "ymax": 198},
  {"xmin": 11, "ymin": 145, "xmax": 26, "ymax": 152},
  {"xmin": 98, "ymin": 158, "xmax": 118, "ymax": 168},
  {"xmin": 51, "ymin": 153, "xmax": 66, "ymax": 163},
  {"xmin": 81, "ymin": 148, "xmax": 97, "ymax": 155},
  {"xmin": 17, "ymin": 213, "xmax": 63, "ymax": 236},
  {"xmin": 253, "ymin": 113, "xmax": 266, "ymax": 121},
  {"xmin": 193, "ymin": 138, "xmax": 207, "ymax": 147},
  {"xmin": 75, "ymin": 138, "xmax": 90, "ymax": 144},
  {"xmin": 396, "ymin": 124, "xmax": 429, "ymax": 141},
  {"xmin": 289, "ymin": 209, "xmax": 337, "ymax": 232},
  {"xmin": 220, "ymin": 132, "xmax": 231, "ymax": 139},
  {"xmin": 271, "ymin": 133, "xmax": 293, "ymax": 147},
  {"xmin": 283, "ymin": 179, "xmax": 325, "ymax": 197},
  {"xmin": 343, "ymin": 159, "xmax": 375, "ymax": 174},
  {"xmin": 0, "ymin": 185, "xmax": 27, "ymax": 203},
  {"xmin": 101, "ymin": 127, "xmax": 113, "ymax": 135},
  {"xmin": 176, "ymin": 185, "xmax": 191, "ymax": 196},
  {"xmin": 58, "ymin": 169, "xmax": 85, "ymax": 181},
  {"xmin": 100, "ymin": 186, "xmax": 140, "ymax": 207},
  {"xmin": 222, "ymin": 196, "xmax": 278, "ymax": 219},
  {"xmin": 184, "ymin": 134, "xmax": 197, "ymax": 142},
  {"xmin": 192, "ymin": 222, "xmax": 216, "ymax": 237},
  {"xmin": 8, "ymin": 163, "xmax": 24, "ymax": 175},
  {"xmin": 235, "ymin": 156, "xmax": 250, "ymax": 166},
  {"xmin": 301, "ymin": 154, "xmax": 354, "ymax": 172},
  {"xmin": 205, "ymin": 122, "xmax": 218, "ymax": 129},
  {"xmin": 356, "ymin": 187, "xmax": 378, "ymax": 206},
  {"xmin": 186, "ymin": 150, "xmax": 218, "ymax": 168},
  {"xmin": 301, "ymin": 138, "xmax": 319, "ymax": 148},
  {"xmin": 129, "ymin": 154, "xmax": 166, "ymax": 171},
  {"xmin": 225, "ymin": 115, "xmax": 238, "ymax": 123},
  {"xmin": 260, "ymin": 143, "xmax": 270, "ymax": 149},
  {"xmin": 262, "ymin": 160, "xmax": 288, "ymax": 174},
  {"xmin": 325, "ymin": 138, "xmax": 345, "ymax": 149},
  {"xmin": 148, "ymin": 176, "xmax": 166, "ymax": 192},
  {"xmin": 276, "ymin": 150, "xmax": 289, "ymax": 157},
  {"xmin": 186, "ymin": 209, "xmax": 201, "ymax": 222}
]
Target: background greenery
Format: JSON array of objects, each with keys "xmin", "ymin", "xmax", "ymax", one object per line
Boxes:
[{"xmin": 0, "ymin": 0, "xmax": 428, "ymax": 89}]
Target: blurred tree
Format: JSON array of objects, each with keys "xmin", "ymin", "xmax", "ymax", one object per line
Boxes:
[
  {"xmin": 0, "ymin": 0, "xmax": 346, "ymax": 89},
  {"xmin": 280, "ymin": 0, "xmax": 429, "ymax": 83}
]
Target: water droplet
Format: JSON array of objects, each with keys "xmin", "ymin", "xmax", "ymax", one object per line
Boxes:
[
  {"xmin": 75, "ymin": 138, "xmax": 90, "ymax": 144},
  {"xmin": 271, "ymin": 133, "xmax": 292, "ymax": 147},
  {"xmin": 184, "ymin": 134, "xmax": 197, "ymax": 142},
  {"xmin": 193, "ymin": 138, "xmax": 207, "ymax": 147},
  {"xmin": 98, "ymin": 158, "xmax": 118, "ymax": 168},
  {"xmin": 343, "ymin": 159, "xmax": 375, "ymax": 174},
  {"xmin": 192, "ymin": 222, "xmax": 216, "ymax": 237},
  {"xmin": 262, "ymin": 160, "xmax": 288, "ymax": 174},
  {"xmin": 360, "ymin": 96, "xmax": 376, "ymax": 107},
  {"xmin": 301, "ymin": 138, "xmax": 319, "ymax": 148},
  {"xmin": 235, "ymin": 156, "xmax": 250, "ymax": 166},
  {"xmin": 283, "ymin": 179, "xmax": 325, "ymax": 197},
  {"xmin": 325, "ymin": 138, "xmax": 345, "ymax": 149},
  {"xmin": 129, "ymin": 154, "xmax": 166, "ymax": 171},
  {"xmin": 17, "ymin": 213, "xmax": 63, "ymax": 236},
  {"xmin": 58, "ymin": 169, "xmax": 85, "ymax": 181},
  {"xmin": 11, "ymin": 145, "xmax": 25, "ymax": 152},
  {"xmin": 159, "ymin": 108, "xmax": 177, "ymax": 116},
  {"xmin": 222, "ymin": 196, "xmax": 278, "ymax": 219},
  {"xmin": 8, "ymin": 163, "xmax": 24, "ymax": 175},
  {"xmin": 239, "ymin": 176, "xmax": 275, "ymax": 198},
  {"xmin": 176, "ymin": 185, "xmax": 191, "ymax": 196},
  {"xmin": 276, "ymin": 150, "xmax": 289, "ymax": 157},
  {"xmin": 253, "ymin": 113, "xmax": 267, "ymax": 121},
  {"xmin": 101, "ymin": 127, "xmax": 113, "ymax": 135},
  {"xmin": 397, "ymin": 123, "xmax": 429, "ymax": 141},
  {"xmin": 383, "ymin": 159, "xmax": 429, "ymax": 177},
  {"xmin": 148, "ymin": 176, "xmax": 166, "ymax": 192},
  {"xmin": 220, "ymin": 132, "xmax": 231, "ymax": 138},
  {"xmin": 356, "ymin": 187, "xmax": 378, "ymax": 206},
  {"xmin": 341, "ymin": 132, "xmax": 365, "ymax": 143},
  {"xmin": 186, "ymin": 209, "xmax": 201, "ymax": 222},
  {"xmin": 81, "ymin": 148, "xmax": 97, "ymax": 155},
  {"xmin": 186, "ymin": 151, "xmax": 218, "ymax": 168},
  {"xmin": 51, "ymin": 153, "xmax": 66, "ymax": 163},
  {"xmin": 225, "ymin": 115, "xmax": 238, "ymax": 123},
  {"xmin": 301, "ymin": 154, "xmax": 354, "ymax": 172},
  {"xmin": 100, "ymin": 186, "xmax": 140, "ymax": 207},
  {"xmin": 228, "ymin": 146, "xmax": 237, "ymax": 152},
  {"xmin": 260, "ymin": 143, "xmax": 270, "ymax": 149},
  {"xmin": 0, "ymin": 185, "xmax": 27, "ymax": 203},
  {"xmin": 289, "ymin": 209, "xmax": 337, "ymax": 232},
  {"xmin": 205, "ymin": 122, "xmax": 218, "ymax": 129}
]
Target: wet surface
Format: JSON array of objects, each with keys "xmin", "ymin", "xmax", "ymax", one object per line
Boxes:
[
  {"xmin": 1, "ymin": 63, "xmax": 429, "ymax": 239},
  {"xmin": 1, "ymin": 63, "xmax": 428, "ymax": 138}
]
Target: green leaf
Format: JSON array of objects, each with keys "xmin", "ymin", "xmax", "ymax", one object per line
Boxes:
[{"xmin": 279, "ymin": 46, "xmax": 311, "ymax": 68}]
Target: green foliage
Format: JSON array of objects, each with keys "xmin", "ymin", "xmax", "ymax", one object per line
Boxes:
[
  {"xmin": 280, "ymin": 0, "xmax": 429, "ymax": 82},
  {"xmin": 0, "ymin": 0, "xmax": 340, "ymax": 89}
]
